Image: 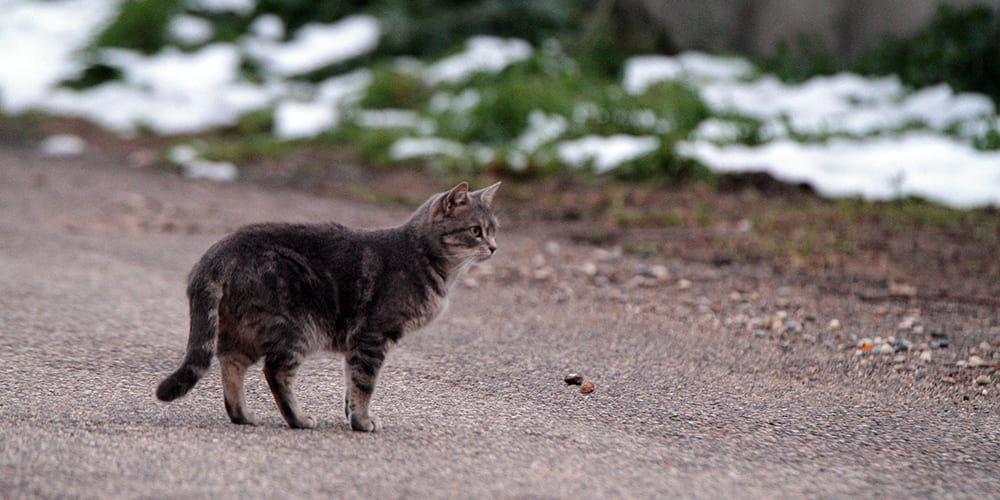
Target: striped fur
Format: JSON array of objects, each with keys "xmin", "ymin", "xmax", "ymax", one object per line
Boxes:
[{"xmin": 155, "ymin": 182, "xmax": 500, "ymax": 431}]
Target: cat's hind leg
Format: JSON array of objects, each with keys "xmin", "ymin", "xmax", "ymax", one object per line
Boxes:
[
  {"xmin": 263, "ymin": 350, "xmax": 315, "ymax": 429},
  {"xmin": 219, "ymin": 353, "xmax": 257, "ymax": 425},
  {"xmin": 344, "ymin": 333, "xmax": 388, "ymax": 432}
]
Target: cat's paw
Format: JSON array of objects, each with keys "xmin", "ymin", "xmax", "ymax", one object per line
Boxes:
[
  {"xmin": 288, "ymin": 415, "xmax": 316, "ymax": 429},
  {"xmin": 349, "ymin": 414, "xmax": 379, "ymax": 432},
  {"xmin": 229, "ymin": 415, "xmax": 259, "ymax": 426}
]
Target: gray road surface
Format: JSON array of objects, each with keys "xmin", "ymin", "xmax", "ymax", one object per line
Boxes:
[{"xmin": 1, "ymin": 145, "xmax": 998, "ymax": 498}]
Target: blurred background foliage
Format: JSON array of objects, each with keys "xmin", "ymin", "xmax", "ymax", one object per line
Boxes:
[
  {"xmin": 92, "ymin": 0, "xmax": 1000, "ymax": 103},
  {"xmin": 79, "ymin": 0, "xmax": 1000, "ymax": 181}
]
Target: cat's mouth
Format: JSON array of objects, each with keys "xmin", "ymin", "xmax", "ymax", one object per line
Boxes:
[{"xmin": 475, "ymin": 248, "xmax": 495, "ymax": 261}]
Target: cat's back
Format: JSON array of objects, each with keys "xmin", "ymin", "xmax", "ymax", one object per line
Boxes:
[{"xmin": 190, "ymin": 222, "xmax": 355, "ymax": 280}]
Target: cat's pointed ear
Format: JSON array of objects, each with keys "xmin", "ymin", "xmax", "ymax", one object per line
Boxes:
[
  {"xmin": 437, "ymin": 182, "xmax": 470, "ymax": 217},
  {"xmin": 473, "ymin": 181, "xmax": 501, "ymax": 207}
]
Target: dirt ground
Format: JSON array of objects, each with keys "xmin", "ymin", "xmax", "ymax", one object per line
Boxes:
[{"xmin": 1, "ymin": 119, "xmax": 998, "ymax": 498}]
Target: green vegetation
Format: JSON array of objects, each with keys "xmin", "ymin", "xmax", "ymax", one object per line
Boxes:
[
  {"xmin": 763, "ymin": 5, "xmax": 1000, "ymax": 106},
  {"xmin": 857, "ymin": 5, "xmax": 1000, "ymax": 107},
  {"xmin": 69, "ymin": 1, "xmax": 1000, "ymax": 186},
  {"xmin": 93, "ymin": 0, "xmax": 181, "ymax": 54}
]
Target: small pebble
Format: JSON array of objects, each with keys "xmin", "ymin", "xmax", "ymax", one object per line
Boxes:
[
  {"xmin": 677, "ymin": 279, "xmax": 692, "ymax": 290},
  {"xmin": 580, "ymin": 381, "xmax": 595, "ymax": 394},
  {"xmin": 543, "ymin": 240, "xmax": 561, "ymax": 256},
  {"xmin": 893, "ymin": 339, "xmax": 913, "ymax": 352},
  {"xmin": 876, "ymin": 343, "xmax": 894, "ymax": 355},
  {"xmin": 637, "ymin": 264, "xmax": 670, "ymax": 280},
  {"xmin": 859, "ymin": 338, "xmax": 874, "ymax": 351},
  {"xmin": 531, "ymin": 254, "xmax": 546, "ymax": 267},
  {"xmin": 898, "ymin": 317, "xmax": 918, "ymax": 330},
  {"xmin": 979, "ymin": 341, "xmax": 992, "ymax": 352},
  {"xmin": 918, "ymin": 351, "xmax": 932, "ymax": 362},
  {"xmin": 975, "ymin": 375, "xmax": 991, "ymax": 386},
  {"xmin": 827, "ymin": 319, "xmax": 842, "ymax": 331},
  {"xmin": 564, "ymin": 373, "xmax": 583, "ymax": 385},
  {"xmin": 533, "ymin": 267, "xmax": 555, "ymax": 281},
  {"xmin": 968, "ymin": 355, "xmax": 985, "ymax": 367},
  {"xmin": 932, "ymin": 339, "xmax": 949, "ymax": 349}
]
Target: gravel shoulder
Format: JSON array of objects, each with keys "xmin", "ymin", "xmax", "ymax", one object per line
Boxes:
[{"xmin": 1, "ymin": 142, "xmax": 998, "ymax": 498}]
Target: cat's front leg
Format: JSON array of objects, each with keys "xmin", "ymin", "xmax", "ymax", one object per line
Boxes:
[{"xmin": 344, "ymin": 333, "xmax": 388, "ymax": 432}]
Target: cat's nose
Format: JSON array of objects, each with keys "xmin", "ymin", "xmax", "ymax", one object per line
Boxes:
[{"xmin": 487, "ymin": 244, "xmax": 497, "ymax": 254}]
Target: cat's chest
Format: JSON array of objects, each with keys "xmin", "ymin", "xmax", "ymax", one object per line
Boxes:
[{"xmin": 404, "ymin": 294, "xmax": 449, "ymax": 332}]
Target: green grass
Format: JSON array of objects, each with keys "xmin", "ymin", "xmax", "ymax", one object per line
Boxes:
[{"xmin": 93, "ymin": 0, "xmax": 181, "ymax": 54}]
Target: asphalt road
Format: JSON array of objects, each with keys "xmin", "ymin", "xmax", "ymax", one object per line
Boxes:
[{"xmin": 1, "ymin": 145, "xmax": 998, "ymax": 498}]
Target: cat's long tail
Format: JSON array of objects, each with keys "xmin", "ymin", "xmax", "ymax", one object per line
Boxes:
[{"xmin": 155, "ymin": 279, "xmax": 222, "ymax": 402}]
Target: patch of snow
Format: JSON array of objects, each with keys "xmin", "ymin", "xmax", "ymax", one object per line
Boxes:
[
  {"xmin": 423, "ymin": 36, "xmax": 533, "ymax": 86},
  {"xmin": 428, "ymin": 90, "xmax": 481, "ymax": 114},
  {"xmin": 248, "ymin": 15, "xmax": 284, "ymax": 41},
  {"xmin": 678, "ymin": 134, "xmax": 1000, "ymax": 208},
  {"xmin": 0, "ymin": 0, "xmax": 118, "ymax": 112},
  {"xmin": 701, "ymin": 74, "xmax": 994, "ymax": 137},
  {"xmin": 557, "ymin": 135, "xmax": 660, "ymax": 173},
  {"xmin": 244, "ymin": 15, "xmax": 380, "ymax": 77},
  {"xmin": 39, "ymin": 44, "xmax": 277, "ymax": 135},
  {"xmin": 182, "ymin": 159, "xmax": 239, "ymax": 182},
  {"xmin": 898, "ymin": 84, "xmax": 995, "ymax": 130},
  {"xmin": 102, "ymin": 44, "xmax": 239, "ymax": 94},
  {"xmin": 39, "ymin": 134, "xmax": 87, "ymax": 157},
  {"xmin": 692, "ymin": 119, "xmax": 745, "ymax": 143},
  {"xmin": 169, "ymin": 144, "xmax": 238, "ymax": 182},
  {"xmin": 168, "ymin": 145, "xmax": 199, "ymax": 164},
  {"xmin": 515, "ymin": 111, "xmax": 567, "ymax": 152},
  {"xmin": 168, "ymin": 15, "xmax": 215, "ymax": 45},
  {"xmin": 274, "ymin": 101, "xmax": 338, "ymax": 140},
  {"xmin": 312, "ymin": 69, "xmax": 372, "ymax": 106},
  {"xmin": 271, "ymin": 69, "xmax": 372, "ymax": 139},
  {"xmin": 389, "ymin": 137, "xmax": 465, "ymax": 160},
  {"xmin": 571, "ymin": 102, "xmax": 602, "ymax": 125},
  {"xmin": 472, "ymin": 145, "xmax": 496, "ymax": 166},
  {"xmin": 623, "ymin": 52, "xmax": 753, "ymax": 95},
  {"xmin": 355, "ymin": 109, "xmax": 430, "ymax": 131},
  {"xmin": 390, "ymin": 57, "xmax": 425, "ymax": 76}
]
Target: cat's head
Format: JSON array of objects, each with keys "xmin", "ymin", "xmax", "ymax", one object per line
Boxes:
[{"xmin": 412, "ymin": 181, "xmax": 501, "ymax": 265}]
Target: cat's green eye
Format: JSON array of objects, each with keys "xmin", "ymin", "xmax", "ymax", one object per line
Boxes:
[{"xmin": 469, "ymin": 226, "xmax": 483, "ymax": 238}]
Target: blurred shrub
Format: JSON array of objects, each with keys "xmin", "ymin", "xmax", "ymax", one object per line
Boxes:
[
  {"xmin": 360, "ymin": 66, "xmax": 428, "ymax": 109},
  {"xmin": 94, "ymin": 0, "xmax": 181, "ymax": 54},
  {"xmin": 375, "ymin": 0, "xmax": 575, "ymax": 58},
  {"xmin": 763, "ymin": 5, "xmax": 1000, "ymax": 106},
  {"xmin": 857, "ymin": 5, "xmax": 1000, "ymax": 105},
  {"xmin": 256, "ymin": 0, "xmax": 369, "ymax": 33},
  {"xmin": 569, "ymin": 0, "xmax": 676, "ymax": 77}
]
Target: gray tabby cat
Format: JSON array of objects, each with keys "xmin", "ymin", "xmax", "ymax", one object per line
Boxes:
[{"xmin": 156, "ymin": 182, "xmax": 500, "ymax": 431}]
